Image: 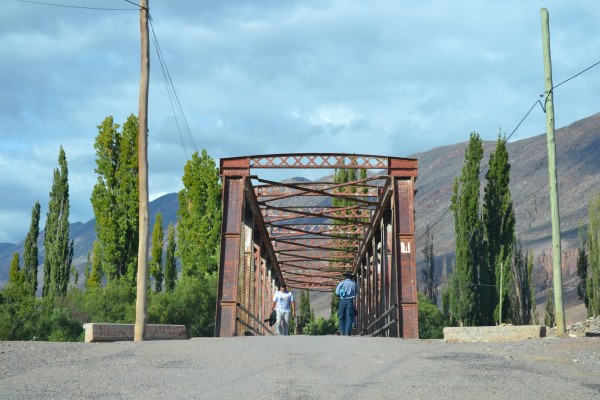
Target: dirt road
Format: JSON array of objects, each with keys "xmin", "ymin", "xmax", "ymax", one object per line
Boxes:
[{"xmin": 1, "ymin": 336, "xmax": 599, "ymax": 399}]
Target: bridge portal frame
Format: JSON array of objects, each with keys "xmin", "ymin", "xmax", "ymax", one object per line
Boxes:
[{"xmin": 215, "ymin": 154, "xmax": 418, "ymax": 338}]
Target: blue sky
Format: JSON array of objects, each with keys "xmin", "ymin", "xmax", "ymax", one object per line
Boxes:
[{"xmin": 1, "ymin": 0, "xmax": 599, "ymax": 243}]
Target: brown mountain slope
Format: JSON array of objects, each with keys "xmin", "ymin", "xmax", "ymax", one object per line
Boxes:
[{"xmin": 412, "ymin": 112, "xmax": 600, "ymax": 320}]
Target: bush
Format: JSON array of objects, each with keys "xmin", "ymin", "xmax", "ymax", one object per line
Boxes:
[
  {"xmin": 148, "ymin": 273, "xmax": 217, "ymax": 337},
  {"xmin": 303, "ymin": 316, "xmax": 336, "ymax": 335},
  {"xmin": 0, "ymin": 282, "xmax": 41, "ymax": 340},
  {"xmin": 418, "ymin": 292, "xmax": 447, "ymax": 339},
  {"xmin": 36, "ymin": 306, "xmax": 83, "ymax": 342},
  {"xmin": 77, "ymin": 279, "xmax": 136, "ymax": 323}
]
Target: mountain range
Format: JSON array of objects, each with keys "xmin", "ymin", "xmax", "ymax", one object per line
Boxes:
[{"xmin": 2, "ymin": 112, "xmax": 600, "ymax": 319}]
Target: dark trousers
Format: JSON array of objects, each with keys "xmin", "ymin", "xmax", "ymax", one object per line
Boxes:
[{"xmin": 338, "ymin": 298, "xmax": 355, "ymax": 335}]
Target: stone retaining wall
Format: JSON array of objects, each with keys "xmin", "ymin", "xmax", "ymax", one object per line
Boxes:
[
  {"xmin": 443, "ymin": 325, "xmax": 546, "ymax": 342},
  {"xmin": 83, "ymin": 323, "xmax": 187, "ymax": 343}
]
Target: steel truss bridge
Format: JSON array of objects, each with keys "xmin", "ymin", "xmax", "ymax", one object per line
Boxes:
[{"xmin": 215, "ymin": 153, "xmax": 418, "ymax": 338}]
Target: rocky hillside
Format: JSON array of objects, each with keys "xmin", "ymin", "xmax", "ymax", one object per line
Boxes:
[{"xmin": 413, "ymin": 112, "xmax": 600, "ymax": 321}]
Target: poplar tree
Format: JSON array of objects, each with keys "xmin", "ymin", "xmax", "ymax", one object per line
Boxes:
[
  {"xmin": 23, "ymin": 201, "xmax": 41, "ymax": 295},
  {"xmin": 544, "ymin": 288, "xmax": 555, "ymax": 327},
  {"xmin": 177, "ymin": 150, "xmax": 221, "ymax": 277},
  {"xmin": 9, "ymin": 253, "xmax": 23, "ymax": 285},
  {"xmin": 483, "ymin": 135, "xmax": 515, "ymax": 325},
  {"xmin": 421, "ymin": 225, "xmax": 437, "ymax": 303},
  {"xmin": 86, "ymin": 240, "xmax": 103, "ymax": 288},
  {"xmin": 449, "ymin": 132, "xmax": 483, "ymax": 326},
  {"xmin": 509, "ymin": 240, "xmax": 533, "ymax": 325},
  {"xmin": 586, "ymin": 193, "xmax": 600, "ymax": 317},
  {"xmin": 150, "ymin": 213, "xmax": 164, "ymax": 292},
  {"xmin": 297, "ymin": 290, "xmax": 314, "ymax": 333},
  {"xmin": 164, "ymin": 223, "xmax": 177, "ymax": 292},
  {"xmin": 42, "ymin": 146, "xmax": 73, "ymax": 297},
  {"xmin": 91, "ymin": 115, "xmax": 139, "ymax": 282},
  {"xmin": 576, "ymin": 225, "xmax": 589, "ymax": 312}
]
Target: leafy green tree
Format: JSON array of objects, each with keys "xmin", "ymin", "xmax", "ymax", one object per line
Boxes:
[
  {"xmin": 42, "ymin": 146, "xmax": 73, "ymax": 298},
  {"xmin": 91, "ymin": 115, "xmax": 139, "ymax": 282},
  {"xmin": 418, "ymin": 292, "xmax": 447, "ymax": 339},
  {"xmin": 421, "ymin": 225, "xmax": 437, "ymax": 303},
  {"xmin": 23, "ymin": 201, "xmax": 41, "ymax": 295},
  {"xmin": 483, "ymin": 135, "xmax": 515, "ymax": 325},
  {"xmin": 177, "ymin": 150, "xmax": 221, "ymax": 277},
  {"xmin": 150, "ymin": 213, "xmax": 164, "ymax": 292},
  {"xmin": 576, "ymin": 224, "xmax": 589, "ymax": 311},
  {"xmin": 164, "ymin": 223, "xmax": 177, "ymax": 292},
  {"xmin": 449, "ymin": 133, "xmax": 483, "ymax": 326},
  {"xmin": 586, "ymin": 193, "xmax": 600, "ymax": 317}
]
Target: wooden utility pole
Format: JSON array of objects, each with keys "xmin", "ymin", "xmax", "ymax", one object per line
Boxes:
[
  {"xmin": 134, "ymin": 0, "xmax": 150, "ymax": 342},
  {"xmin": 541, "ymin": 8, "xmax": 566, "ymax": 335}
]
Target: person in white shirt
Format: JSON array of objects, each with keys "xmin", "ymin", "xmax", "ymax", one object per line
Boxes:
[{"xmin": 271, "ymin": 283, "xmax": 295, "ymax": 335}]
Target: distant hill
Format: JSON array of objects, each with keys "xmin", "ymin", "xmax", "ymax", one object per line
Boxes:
[{"xmin": 2, "ymin": 113, "xmax": 600, "ymax": 320}]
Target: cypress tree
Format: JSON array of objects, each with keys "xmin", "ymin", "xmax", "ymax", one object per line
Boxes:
[
  {"xmin": 164, "ymin": 222, "xmax": 177, "ymax": 292},
  {"xmin": 150, "ymin": 213, "xmax": 164, "ymax": 292},
  {"xmin": 23, "ymin": 201, "xmax": 41, "ymax": 295},
  {"xmin": 42, "ymin": 146, "xmax": 73, "ymax": 297},
  {"xmin": 449, "ymin": 132, "xmax": 483, "ymax": 326},
  {"xmin": 91, "ymin": 115, "xmax": 139, "ymax": 282},
  {"xmin": 483, "ymin": 135, "xmax": 515, "ymax": 325},
  {"xmin": 177, "ymin": 150, "xmax": 221, "ymax": 277}
]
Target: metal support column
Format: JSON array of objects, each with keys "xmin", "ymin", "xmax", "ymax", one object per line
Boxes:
[{"xmin": 391, "ymin": 177, "xmax": 418, "ymax": 338}]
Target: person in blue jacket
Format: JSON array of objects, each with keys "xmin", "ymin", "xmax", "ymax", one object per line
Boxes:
[{"xmin": 336, "ymin": 272, "xmax": 358, "ymax": 336}]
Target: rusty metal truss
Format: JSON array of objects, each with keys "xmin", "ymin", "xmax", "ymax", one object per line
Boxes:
[{"xmin": 215, "ymin": 153, "xmax": 418, "ymax": 339}]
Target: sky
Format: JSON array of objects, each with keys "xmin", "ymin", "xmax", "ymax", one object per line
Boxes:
[{"xmin": 1, "ymin": 0, "xmax": 599, "ymax": 244}]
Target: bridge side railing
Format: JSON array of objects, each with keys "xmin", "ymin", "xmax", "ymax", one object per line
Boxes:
[
  {"xmin": 359, "ymin": 303, "xmax": 398, "ymax": 337},
  {"xmin": 236, "ymin": 303, "xmax": 274, "ymax": 336}
]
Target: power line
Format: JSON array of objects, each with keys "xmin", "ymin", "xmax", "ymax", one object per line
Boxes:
[
  {"xmin": 122, "ymin": 0, "xmax": 144, "ymax": 9},
  {"xmin": 148, "ymin": 16, "xmax": 198, "ymax": 159},
  {"xmin": 417, "ymin": 59, "xmax": 600, "ymax": 246},
  {"xmin": 553, "ymin": 60, "xmax": 600, "ymax": 91},
  {"xmin": 16, "ymin": 0, "xmax": 137, "ymax": 10}
]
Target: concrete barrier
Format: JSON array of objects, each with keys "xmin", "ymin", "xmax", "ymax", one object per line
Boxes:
[
  {"xmin": 443, "ymin": 325, "xmax": 546, "ymax": 342},
  {"xmin": 83, "ymin": 323, "xmax": 187, "ymax": 343}
]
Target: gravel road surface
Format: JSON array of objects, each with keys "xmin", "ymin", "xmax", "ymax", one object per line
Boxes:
[{"xmin": 1, "ymin": 336, "xmax": 599, "ymax": 399}]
